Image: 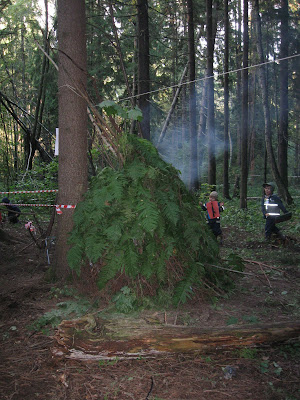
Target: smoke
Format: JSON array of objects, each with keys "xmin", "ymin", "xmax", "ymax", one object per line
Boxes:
[{"xmin": 153, "ymin": 122, "xmax": 226, "ymax": 187}]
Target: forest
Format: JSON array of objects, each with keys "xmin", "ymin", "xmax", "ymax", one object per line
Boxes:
[
  {"xmin": 0, "ymin": 0, "xmax": 299, "ymax": 194},
  {"xmin": 0, "ymin": 1, "xmax": 300, "ymax": 399}
]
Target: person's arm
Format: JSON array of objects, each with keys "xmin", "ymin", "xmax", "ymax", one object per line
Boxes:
[
  {"xmin": 275, "ymin": 196, "xmax": 288, "ymax": 214},
  {"xmin": 261, "ymin": 197, "xmax": 267, "ymax": 218},
  {"xmin": 199, "ymin": 202, "xmax": 207, "ymax": 211}
]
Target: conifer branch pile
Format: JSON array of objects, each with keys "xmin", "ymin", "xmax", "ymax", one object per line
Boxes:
[{"xmin": 68, "ymin": 105, "xmax": 230, "ymax": 305}]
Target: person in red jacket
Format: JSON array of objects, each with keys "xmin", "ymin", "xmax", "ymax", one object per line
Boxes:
[{"xmin": 200, "ymin": 191, "xmax": 224, "ymax": 244}]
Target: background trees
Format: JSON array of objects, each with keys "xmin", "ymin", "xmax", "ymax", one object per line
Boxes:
[{"xmin": 0, "ymin": 0, "xmax": 299, "ymax": 197}]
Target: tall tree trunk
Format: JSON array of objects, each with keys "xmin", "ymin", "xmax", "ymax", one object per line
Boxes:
[
  {"xmin": 137, "ymin": 0, "xmax": 150, "ymax": 140},
  {"xmin": 240, "ymin": 0, "xmax": 248, "ymax": 209},
  {"xmin": 206, "ymin": 0, "xmax": 216, "ymax": 186},
  {"xmin": 223, "ymin": 0, "xmax": 230, "ymax": 199},
  {"xmin": 187, "ymin": 0, "xmax": 198, "ymax": 190},
  {"xmin": 278, "ymin": 0, "xmax": 289, "ymax": 192},
  {"xmin": 108, "ymin": 1, "xmax": 134, "ymax": 107},
  {"xmin": 254, "ymin": 0, "xmax": 292, "ymax": 204},
  {"xmin": 197, "ymin": 78, "xmax": 208, "ymax": 182},
  {"xmin": 56, "ymin": 0, "xmax": 88, "ymax": 278},
  {"xmin": 249, "ymin": 69, "xmax": 257, "ymax": 184},
  {"xmin": 197, "ymin": 24, "xmax": 216, "ymax": 184},
  {"xmin": 235, "ymin": 0, "xmax": 242, "ymax": 167}
]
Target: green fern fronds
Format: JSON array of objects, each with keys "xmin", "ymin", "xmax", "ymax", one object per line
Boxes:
[
  {"xmin": 136, "ymin": 200, "xmax": 160, "ymax": 234},
  {"xmin": 174, "ymin": 263, "xmax": 201, "ymax": 305},
  {"xmin": 67, "ymin": 244, "xmax": 84, "ymax": 275},
  {"xmin": 68, "ymin": 134, "xmax": 222, "ymax": 305},
  {"xmin": 97, "ymin": 254, "xmax": 125, "ymax": 290}
]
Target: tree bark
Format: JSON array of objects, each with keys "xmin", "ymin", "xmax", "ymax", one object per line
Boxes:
[
  {"xmin": 240, "ymin": 0, "xmax": 248, "ymax": 209},
  {"xmin": 235, "ymin": 0, "xmax": 242, "ymax": 167},
  {"xmin": 254, "ymin": 0, "xmax": 292, "ymax": 205},
  {"xmin": 278, "ymin": 0, "xmax": 289, "ymax": 191},
  {"xmin": 54, "ymin": 315, "xmax": 300, "ymax": 360},
  {"xmin": 223, "ymin": 0, "xmax": 230, "ymax": 199},
  {"xmin": 56, "ymin": 0, "xmax": 88, "ymax": 279},
  {"xmin": 187, "ymin": 0, "xmax": 198, "ymax": 190},
  {"xmin": 206, "ymin": 0, "xmax": 216, "ymax": 186}
]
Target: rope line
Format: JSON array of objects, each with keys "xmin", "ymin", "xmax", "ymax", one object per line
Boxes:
[
  {"xmin": 0, "ymin": 190, "xmax": 58, "ymax": 194},
  {"xmin": 0, "ymin": 203, "xmax": 75, "ymax": 208},
  {"xmin": 118, "ymin": 53, "xmax": 300, "ymax": 102}
]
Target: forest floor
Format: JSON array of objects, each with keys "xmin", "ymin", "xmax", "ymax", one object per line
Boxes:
[{"xmin": 0, "ymin": 220, "xmax": 299, "ymax": 400}]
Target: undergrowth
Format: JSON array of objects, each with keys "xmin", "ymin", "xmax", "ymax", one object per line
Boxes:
[{"xmin": 27, "ymin": 295, "xmax": 93, "ymax": 333}]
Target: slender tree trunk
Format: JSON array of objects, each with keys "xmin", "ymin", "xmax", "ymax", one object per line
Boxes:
[
  {"xmin": 197, "ymin": 78, "xmax": 208, "ymax": 182},
  {"xmin": 240, "ymin": 0, "xmax": 248, "ymax": 209},
  {"xmin": 235, "ymin": 0, "xmax": 242, "ymax": 167},
  {"xmin": 187, "ymin": 0, "xmax": 198, "ymax": 190},
  {"xmin": 223, "ymin": 0, "xmax": 230, "ymax": 199},
  {"xmin": 108, "ymin": 1, "xmax": 134, "ymax": 107},
  {"xmin": 56, "ymin": 0, "xmax": 88, "ymax": 278},
  {"xmin": 249, "ymin": 69, "xmax": 257, "ymax": 184},
  {"xmin": 137, "ymin": 0, "xmax": 150, "ymax": 140},
  {"xmin": 157, "ymin": 63, "xmax": 188, "ymax": 145},
  {"xmin": 29, "ymin": 0, "xmax": 50, "ymax": 169},
  {"xmin": 278, "ymin": 0, "xmax": 289, "ymax": 192},
  {"xmin": 254, "ymin": 0, "xmax": 292, "ymax": 204},
  {"xmin": 206, "ymin": 0, "xmax": 216, "ymax": 186}
]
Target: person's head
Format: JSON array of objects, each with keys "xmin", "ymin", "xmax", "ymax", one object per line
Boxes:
[
  {"xmin": 263, "ymin": 182, "xmax": 275, "ymax": 196},
  {"xmin": 1, "ymin": 197, "xmax": 10, "ymax": 204},
  {"xmin": 209, "ymin": 191, "xmax": 218, "ymax": 201}
]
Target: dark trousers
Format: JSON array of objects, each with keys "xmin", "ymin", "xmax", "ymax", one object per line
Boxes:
[
  {"xmin": 265, "ymin": 217, "xmax": 280, "ymax": 238},
  {"xmin": 208, "ymin": 219, "xmax": 222, "ymax": 237}
]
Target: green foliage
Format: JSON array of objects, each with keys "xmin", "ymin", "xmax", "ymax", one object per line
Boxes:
[
  {"xmin": 68, "ymin": 135, "xmax": 223, "ymax": 306},
  {"xmin": 112, "ymin": 286, "xmax": 137, "ymax": 313},
  {"xmin": 260, "ymin": 360, "xmax": 283, "ymax": 376},
  {"xmin": 242, "ymin": 315, "xmax": 260, "ymax": 324},
  {"xmin": 222, "ymin": 199, "xmax": 262, "ymax": 232},
  {"xmin": 226, "ymin": 316, "xmax": 239, "ymax": 325},
  {"xmin": 27, "ymin": 296, "xmax": 92, "ymax": 333},
  {"xmin": 98, "ymin": 358, "xmax": 119, "ymax": 368},
  {"xmin": 99, "ymin": 100, "xmax": 143, "ymax": 122},
  {"xmin": 238, "ymin": 348, "xmax": 258, "ymax": 359},
  {"xmin": 224, "ymin": 253, "xmax": 245, "ymax": 272}
]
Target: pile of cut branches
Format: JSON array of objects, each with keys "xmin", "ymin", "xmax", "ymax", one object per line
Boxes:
[{"xmin": 69, "ymin": 132, "xmax": 234, "ymax": 305}]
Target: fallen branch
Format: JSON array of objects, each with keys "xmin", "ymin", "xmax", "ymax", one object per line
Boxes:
[{"xmin": 53, "ymin": 315, "xmax": 300, "ymax": 360}]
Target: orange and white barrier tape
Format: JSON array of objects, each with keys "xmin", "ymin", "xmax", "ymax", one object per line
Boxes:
[
  {"xmin": 0, "ymin": 190, "xmax": 58, "ymax": 194},
  {"xmin": 55, "ymin": 205, "xmax": 76, "ymax": 214},
  {"xmin": 0, "ymin": 203, "xmax": 76, "ymax": 215}
]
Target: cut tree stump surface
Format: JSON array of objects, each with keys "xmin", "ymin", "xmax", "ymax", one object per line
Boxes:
[{"xmin": 53, "ymin": 314, "xmax": 300, "ymax": 360}]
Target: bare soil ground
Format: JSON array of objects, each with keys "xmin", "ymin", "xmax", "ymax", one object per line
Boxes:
[{"xmin": 0, "ymin": 222, "xmax": 299, "ymax": 400}]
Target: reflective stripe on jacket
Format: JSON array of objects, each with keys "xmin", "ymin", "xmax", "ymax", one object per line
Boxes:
[{"xmin": 261, "ymin": 194, "xmax": 288, "ymax": 218}]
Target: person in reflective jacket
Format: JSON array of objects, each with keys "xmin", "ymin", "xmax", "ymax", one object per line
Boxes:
[
  {"xmin": 200, "ymin": 191, "xmax": 224, "ymax": 244},
  {"xmin": 261, "ymin": 182, "xmax": 288, "ymax": 241}
]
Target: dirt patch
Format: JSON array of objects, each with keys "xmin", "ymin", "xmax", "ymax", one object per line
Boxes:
[{"xmin": 0, "ymin": 223, "xmax": 299, "ymax": 400}]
